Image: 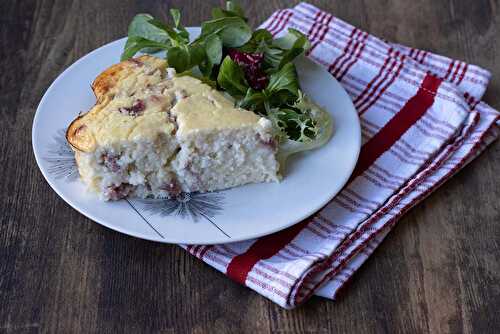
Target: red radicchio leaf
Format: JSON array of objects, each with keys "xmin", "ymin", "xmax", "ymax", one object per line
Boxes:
[{"xmin": 227, "ymin": 49, "xmax": 268, "ymax": 90}]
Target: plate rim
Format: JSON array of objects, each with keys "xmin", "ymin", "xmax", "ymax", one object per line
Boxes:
[{"xmin": 32, "ymin": 27, "xmax": 361, "ymax": 245}]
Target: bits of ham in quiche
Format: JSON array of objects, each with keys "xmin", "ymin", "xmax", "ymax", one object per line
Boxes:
[
  {"xmin": 128, "ymin": 58, "xmax": 143, "ymax": 67},
  {"xmin": 101, "ymin": 153, "xmax": 121, "ymax": 172},
  {"xmin": 119, "ymin": 99, "xmax": 145, "ymax": 116},
  {"xmin": 107, "ymin": 183, "xmax": 135, "ymax": 200},
  {"xmin": 149, "ymin": 95, "xmax": 163, "ymax": 103},
  {"xmin": 257, "ymin": 134, "xmax": 278, "ymax": 151}
]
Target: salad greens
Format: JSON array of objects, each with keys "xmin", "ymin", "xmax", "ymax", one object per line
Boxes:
[{"xmin": 121, "ymin": 1, "xmax": 333, "ymax": 168}]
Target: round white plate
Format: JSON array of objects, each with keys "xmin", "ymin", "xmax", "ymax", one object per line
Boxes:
[{"xmin": 32, "ymin": 27, "xmax": 361, "ymax": 245}]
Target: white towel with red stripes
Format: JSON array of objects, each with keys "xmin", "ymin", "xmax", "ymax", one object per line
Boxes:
[{"xmin": 182, "ymin": 2, "xmax": 500, "ymax": 308}]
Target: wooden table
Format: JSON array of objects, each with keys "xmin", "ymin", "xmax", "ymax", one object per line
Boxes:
[{"xmin": 2, "ymin": 0, "xmax": 499, "ymax": 332}]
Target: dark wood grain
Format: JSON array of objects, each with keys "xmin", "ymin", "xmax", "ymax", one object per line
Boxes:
[{"xmin": 1, "ymin": 0, "xmax": 499, "ymax": 333}]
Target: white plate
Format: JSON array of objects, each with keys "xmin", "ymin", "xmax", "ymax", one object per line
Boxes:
[{"xmin": 32, "ymin": 27, "xmax": 361, "ymax": 245}]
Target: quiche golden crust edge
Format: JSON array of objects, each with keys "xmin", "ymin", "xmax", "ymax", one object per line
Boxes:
[{"xmin": 66, "ymin": 55, "xmax": 168, "ymax": 153}]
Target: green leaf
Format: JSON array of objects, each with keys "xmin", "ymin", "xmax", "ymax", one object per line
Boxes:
[
  {"xmin": 198, "ymin": 35, "xmax": 222, "ymax": 77},
  {"xmin": 211, "ymin": 8, "xmax": 225, "ymax": 19},
  {"xmin": 272, "ymin": 28, "xmax": 309, "ymax": 49},
  {"xmin": 170, "ymin": 8, "xmax": 181, "ymax": 28},
  {"xmin": 211, "ymin": 8, "xmax": 245, "ymax": 20},
  {"xmin": 204, "ymin": 35, "xmax": 223, "ymax": 65},
  {"xmin": 226, "ymin": 1, "xmax": 245, "ymax": 17},
  {"xmin": 169, "ymin": 9, "xmax": 190, "ymax": 43},
  {"xmin": 255, "ymin": 29, "xmax": 311, "ymax": 70},
  {"xmin": 266, "ymin": 63, "xmax": 299, "ymax": 96},
  {"xmin": 121, "ymin": 36, "xmax": 170, "ymax": 60},
  {"xmin": 200, "ymin": 17, "xmax": 252, "ymax": 47},
  {"xmin": 217, "ymin": 56, "xmax": 248, "ymax": 97},
  {"xmin": 260, "ymin": 45, "xmax": 283, "ymax": 70},
  {"xmin": 126, "ymin": 13, "xmax": 172, "ymax": 53},
  {"xmin": 238, "ymin": 29, "xmax": 273, "ymax": 52},
  {"xmin": 198, "ymin": 61, "xmax": 213, "ymax": 78},
  {"xmin": 267, "ymin": 89, "xmax": 297, "ymax": 107},
  {"xmin": 217, "ymin": 20, "xmax": 252, "ymax": 47},
  {"xmin": 167, "ymin": 46, "xmax": 190, "ymax": 72},
  {"xmin": 275, "ymin": 29, "xmax": 311, "ymax": 69},
  {"xmin": 238, "ymin": 88, "xmax": 266, "ymax": 110},
  {"xmin": 127, "ymin": 14, "xmax": 169, "ymax": 43},
  {"xmin": 212, "ymin": 1, "xmax": 247, "ymax": 20},
  {"xmin": 251, "ymin": 29, "xmax": 273, "ymax": 43},
  {"xmin": 147, "ymin": 18, "xmax": 188, "ymax": 45},
  {"xmin": 189, "ymin": 44, "xmax": 206, "ymax": 66},
  {"xmin": 167, "ymin": 44, "xmax": 206, "ymax": 73},
  {"xmin": 211, "ymin": 8, "xmax": 231, "ymax": 19}
]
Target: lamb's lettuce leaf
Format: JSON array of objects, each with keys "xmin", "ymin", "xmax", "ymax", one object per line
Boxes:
[
  {"xmin": 212, "ymin": 0, "xmax": 246, "ymax": 20},
  {"xmin": 265, "ymin": 62, "xmax": 299, "ymax": 96},
  {"xmin": 199, "ymin": 16, "xmax": 252, "ymax": 47},
  {"xmin": 121, "ymin": 37, "xmax": 170, "ymax": 61},
  {"xmin": 127, "ymin": 14, "xmax": 170, "ymax": 44},
  {"xmin": 217, "ymin": 56, "xmax": 249, "ymax": 96}
]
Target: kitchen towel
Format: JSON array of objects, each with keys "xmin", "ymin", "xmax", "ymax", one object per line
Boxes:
[{"xmin": 183, "ymin": 2, "xmax": 500, "ymax": 308}]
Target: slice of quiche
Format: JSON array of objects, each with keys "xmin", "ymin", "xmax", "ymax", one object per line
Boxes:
[{"xmin": 67, "ymin": 55, "xmax": 279, "ymax": 200}]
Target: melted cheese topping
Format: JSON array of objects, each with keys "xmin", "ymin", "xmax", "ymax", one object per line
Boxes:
[
  {"xmin": 75, "ymin": 57, "xmax": 262, "ymax": 151},
  {"xmin": 171, "ymin": 76, "xmax": 261, "ymax": 135}
]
